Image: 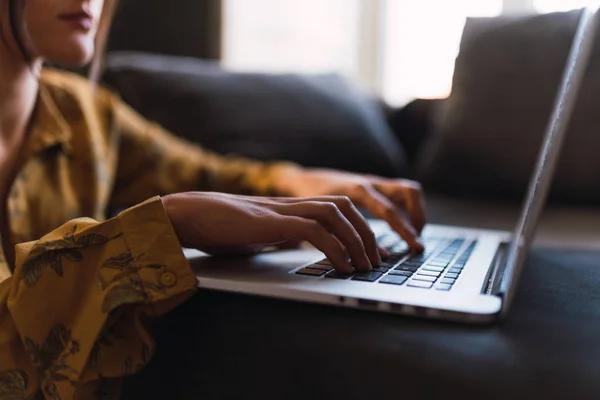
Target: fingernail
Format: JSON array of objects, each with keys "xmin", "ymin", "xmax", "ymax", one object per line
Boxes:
[
  {"xmin": 379, "ymin": 247, "xmax": 390, "ymax": 258},
  {"xmin": 374, "ymin": 253, "xmax": 382, "ymax": 266},
  {"xmin": 357, "ymin": 259, "xmax": 372, "ymax": 272},
  {"xmin": 416, "ymin": 240, "xmax": 425, "ymax": 252},
  {"xmin": 360, "ymin": 259, "xmax": 373, "ymax": 271},
  {"xmin": 342, "ymin": 261, "xmax": 354, "ymax": 273}
]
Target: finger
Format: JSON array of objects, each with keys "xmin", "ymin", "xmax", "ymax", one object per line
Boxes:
[
  {"xmin": 277, "ymin": 201, "xmax": 372, "ymax": 271},
  {"xmin": 276, "ymin": 196, "xmax": 381, "ymax": 266},
  {"xmin": 352, "ymin": 185, "xmax": 424, "ymax": 252},
  {"xmin": 374, "ymin": 180, "xmax": 427, "ymax": 235},
  {"xmin": 247, "ymin": 195, "xmax": 381, "ymax": 265},
  {"xmin": 278, "ymin": 216, "xmax": 353, "ymax": 273},
  {"xmin": 245, "ymin": 195, "xmax": 379, "ymax": 266},
  {"xmin": 404, "ymin": 185, "xmax": 427, "ymax": 234},
  {"xmin": 391, "ymin": 181, "xmax": 427, "ymax": 234},
  {"xmin": 324, "ymin": 196, "xmax": 381, "ymax": 266},
  {"xmin": 274, "ymin": 240, "xmax": 303, "ymax": 250},
  {"xmin": 378, "ymin": 246, "xmax": 390, "ymax": 259}
]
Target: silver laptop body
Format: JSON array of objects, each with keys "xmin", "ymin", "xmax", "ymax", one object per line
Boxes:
[{"xmin": 186, "ymin": 6, "xmax": 598, "ymax": 324}]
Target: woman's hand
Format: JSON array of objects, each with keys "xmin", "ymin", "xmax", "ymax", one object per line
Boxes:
[
  {"xmin": 276, "ymin": 168, "xmax": 427, "ymax": 251},
  {"xmin": 162, "ymin": 192, "xmax": 383, "ymax": 273}
]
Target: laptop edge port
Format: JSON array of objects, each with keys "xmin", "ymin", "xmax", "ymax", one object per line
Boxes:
[{"xmin": 357, "ymin": 298, "xmax": 379, "ymax": 309}]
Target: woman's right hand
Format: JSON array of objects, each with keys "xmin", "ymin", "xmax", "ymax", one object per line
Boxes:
[{"xmin": 161, "ymin": 192, "xmax": 384, "ymax": 273}]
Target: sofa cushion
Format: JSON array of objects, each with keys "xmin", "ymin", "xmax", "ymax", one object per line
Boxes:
[
  {"xmin": 417, "ymin": 10, "xmax": 600, "ymax": 204},
  {"xmin": 102, "ymin": 52, "xmax": 407, "ymax": 177}
]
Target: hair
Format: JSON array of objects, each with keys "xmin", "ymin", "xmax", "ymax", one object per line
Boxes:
[
  {"xmin": 1, "ymin": 0, "xmax": 118, "ymax": 82},
  {"xmin": 1, "ymin": 0, "xmax": 29, "ymax": 62},
  {"xmin": 89, "ymin": 0, "xmax": 118, "ymax": 83}
]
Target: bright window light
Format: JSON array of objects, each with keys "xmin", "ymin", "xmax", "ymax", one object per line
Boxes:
[
  {"xmin": 382, "ymin": 0, "xmax": 503, "ymax": 105},
  {"xmin": 534, "ymin": 0, "xmax": 590, "ymax": 12},
  {"xmin": 223, "ymin": 0, "xmax": 361, "ymax": 79}
]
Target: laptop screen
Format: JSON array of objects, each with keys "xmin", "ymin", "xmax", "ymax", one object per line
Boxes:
[{"xmin": 499, "ymin": 5, "xmax": 600, "ymax": 316}]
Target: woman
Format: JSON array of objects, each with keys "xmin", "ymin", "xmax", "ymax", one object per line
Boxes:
[{"xmin": 0, "ymin": 0, "xmax": 426, "ymax": 398}]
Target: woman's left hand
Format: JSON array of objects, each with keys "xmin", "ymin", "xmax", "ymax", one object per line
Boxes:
[{"xmin": 278, "ymin": 168, "xmax": 427, "ymax": 251}]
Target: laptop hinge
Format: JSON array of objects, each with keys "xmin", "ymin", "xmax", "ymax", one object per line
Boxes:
[{"xmin": 482, "ymin": 242, "xmax": 510, "ymax": 296}]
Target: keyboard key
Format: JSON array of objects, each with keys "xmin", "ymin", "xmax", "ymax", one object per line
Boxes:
[
  {"xmin": 395, "ymin": 265, "xmax": 419, "ymax": 272},
  {"xmin": 452, "ymin": 241, "xmax": 477, "ymax": 264},
  {"xmin": 453, "ymin": 262, "xmax": 466, "ymax": 269},
  {"xmin": 386, "ymin": 253, "xmax": 407, "ymax": 263},
  {"xmin": 427, "ymin": 260, "xmax": 449, "ymax": 267},
  {"xmin": 325, "ymin": 271, "xmax": 353, "ymax": 280},
  {"xmin": 388, "ymin": 270, "xmax": 413, "ymax": 277},
  {"xmin": 379, "ymin": 275, "xmax": 408, "ymax": 286},
  {"xmin": 447, "ymin": 243, "xmax": 461, "ymax": 247},
  {"xmin": 440, "ymin": 278, "xmax": 456, "ymax": 285},
  {"xmin": 436, "ymin": 284, "xmax": 452, "ymax": 291},
  {"xmin": 296, "ymin": 268, "xmax": 326, "ymax": 277},
  {"xmin": 401, "ymin": 261, "xmax": 423, "ymax": 267},
  {"xmin": 408, "ymin": 280, "xmax": 434, "ymax": 289},
  {"xmin": 352, "ymin": 272, "xmax": 383, "ymax": 282},
  {"xmin": 372, "ymin": 266, "xmax": 390, "ymax": 273},
  {"xmin": 412, "ymin": 275, "xmax": 437, "ymax": 282},
  {"xmin": 445, "ymin": 273, "xmax": 459, "ymax": 279},
  {"xmin": 417, "ymin": 270, "xmax": 441, "ymax": 277},
  {"xmin": 422, "ymin": 266, "xmax": 444, "ymax": 272},
  {"xmin": 448, "ymin": 267, "xmax": 462, "ymax": 274},
  {"xmin": 309, "ymin": 264, "xmax": 334, "ymax": 272},
  {"xmin": 408, "ymin": 254, "xmax": 428, "ymax": 262},
  {"xmin": 377, "ymin": 261, "xmax": 398, "ymax": 270},
  {"xmin": 435, "ymin": 253, "xmax": 455, "ymax": 259}
]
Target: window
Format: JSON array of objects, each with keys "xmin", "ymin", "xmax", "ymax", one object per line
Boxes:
[
  {"xmin": 223, "ymin": 0, "xmax": 594, "ymax": 106},
  {"xmin": 223, "ymin": 0, "xmax": 361, "ymax": 79},
  {"xmin": 534, "ymin": 0, "xmax": 591, "ymax": 13},
  {"xmin": 382, "ymin": 0, "xmax": 502, "ymax": 105}
]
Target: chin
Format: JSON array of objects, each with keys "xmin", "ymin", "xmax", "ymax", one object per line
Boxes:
[{"xmin": 41, "ymin": 37, "xmax": 95, "ymax": 67}]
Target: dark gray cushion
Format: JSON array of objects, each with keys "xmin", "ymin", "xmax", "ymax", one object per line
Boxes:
[
  {"xmin": 102, "ymin": 52, "xmax": 407, "ymax": 177},
  {"xmin": 122, "ymin": 245, "xmax": 600, "ymax": 400},
  {"xmin": 418, "ymin": 10, "xmax": 600, "ymax": 204}
]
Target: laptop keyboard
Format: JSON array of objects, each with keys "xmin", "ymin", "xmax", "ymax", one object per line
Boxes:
[{"xmin": 295, "ymin": 235, "xmax": 477, "ymax": 291}]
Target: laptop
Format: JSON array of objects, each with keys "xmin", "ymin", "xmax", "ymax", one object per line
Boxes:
[{"xmin": 184, "ymin": 6, "xmax": 599, "ymax": 324}]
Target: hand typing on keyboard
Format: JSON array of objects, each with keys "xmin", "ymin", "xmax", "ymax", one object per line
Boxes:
[
  {"xmin": 297, "ymin": 237, "xmax": 477, "ymax": 291},
  {"xmin": 272, "ymin": 169, "xmax": 426, "ymax": 251},
  {"xmin": 163, "ymin": 192, "xmax": 386, "ymax": 273}
]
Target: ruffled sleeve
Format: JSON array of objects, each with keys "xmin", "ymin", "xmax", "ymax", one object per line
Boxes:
[{"xmin": 0, "ymin": 196, "xmax": 196, "ymax": 399}]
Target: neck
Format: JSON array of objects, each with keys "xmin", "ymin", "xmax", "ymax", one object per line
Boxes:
[{"xmin": 0, "ymin": 43, "xmax": 42, "ymax": 147}]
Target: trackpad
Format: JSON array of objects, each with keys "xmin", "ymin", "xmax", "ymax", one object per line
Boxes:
[{"xmin": 185, "ymin": 247, "xmax": 324, "ymax": 280}]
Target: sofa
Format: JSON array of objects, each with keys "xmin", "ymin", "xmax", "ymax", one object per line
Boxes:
[{"xmin": 100, "ymin": 9, "xmax": 600, "ymax": 400}]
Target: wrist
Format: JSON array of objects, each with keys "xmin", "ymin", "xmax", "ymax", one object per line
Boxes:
[{"xmin": 271, "ymin": 164, "xmax": 305, "ymax": 197}]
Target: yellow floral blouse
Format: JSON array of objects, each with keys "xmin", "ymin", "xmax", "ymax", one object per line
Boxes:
[{"xmin": 0, "ymin": 69, "xmax": 298, "ymax": 400}]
